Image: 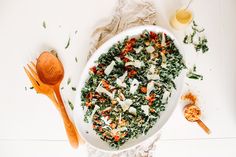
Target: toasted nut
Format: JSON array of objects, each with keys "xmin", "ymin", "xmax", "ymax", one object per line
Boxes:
[
  {"xmin": 110, "ymin": 123, "xmax": 116, "ymax": 129},
  {"xmin": 145, "ymin": 41, "xmax": 150, "ymax": 46},
  {"xmin": 111, "ymin": 100, "xmax": 117, "ymax": 105},
  {"xmin": 119, "ymin": 93, "xmax": 125, "ymax": 101}
]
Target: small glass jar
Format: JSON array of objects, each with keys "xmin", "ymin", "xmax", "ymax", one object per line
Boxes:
[{"xmin": 170, "ymin": 8, "xmax": 193, "ymax": 30}]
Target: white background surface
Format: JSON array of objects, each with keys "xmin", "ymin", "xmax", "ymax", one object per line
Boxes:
[{"xmin": 0, "ymin": 0, "xmax": 236, "ymax": 156}]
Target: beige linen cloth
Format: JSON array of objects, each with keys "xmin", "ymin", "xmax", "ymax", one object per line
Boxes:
[{"xmin": 86, "ymin": 0, "xmax": 160, "ymax": 156}]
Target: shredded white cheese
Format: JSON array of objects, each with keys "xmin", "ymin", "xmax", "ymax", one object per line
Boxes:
[
  {"xmin": 111, "ymin": 129, "xmax": 118, "ymax": 136},
  {"xmin": 146, "ymin": 81, "xmax": 155, "ymax": 96},
  {"xmin": 147, "ymin": 74, "xmax": 160, "ymax": 80},
  {"xmin": 147, "ymin": 64, "xmax": 160, "ymax": 80},
  {"xmin": 117, "ymin": 98, "xmax": 133, "ymax": 111},
  {"xmin": 124, "ymin": 55, "xmax": 134, "ymax": 61},
  {"xmin": 119, "ymin": 113, "xmax": 122, "ymax": 123},
  {"xmin": 162, "ymin": 90, "xmax": 170, "ymax": 103},
  {"xmin": 114, "ymin": 57, "xmax": 122, "ymax": 63},
  {"xmin": 116, "ymin": 79, "xmax": 126, "ymax": 88},
  {"xmin": 149, "ymin": 64, "xmax": 156, "ymax": 74},
  {"xmin": 104, "ymin": 61, "xmax": 116, "ymax": 75},
  {"xmin": 125, "ymin": 60, "xmax": 144, "ymax": 68},
  {"xmin": 161, "ymin": 63, "xmax": 167, "ymax": 68},
  {"xmin": 134, "ymin": 46, "xmax": 143, "ymax": 53},
  {"xmin": 101, "ymin": 116, "xmax": 112, "ymax": 125},
  {"xmin": 96, "ymin": 82, "xmax": 113, "ymax": 99},
  {"xmin": 119, "ymin": 71, "xmax": 128, "ymax": 81},
  {"xmin": 111, "ymin": 127, "xmax": 127, "ymax": 136},
  {"xmin": 146, "ymin": 45, "xmax": 155, "ymax": 53},
  {"xmin": 141, "ymin": 105, "xmax": 150, "ymax": 116},
  {"xmin": 130, "ymin": 79, "xmax": 140, "ymax": 94},
  {"xmin": 129, "ymin": 107, "xmax": 137, "ymax": 115},
  {"xmin": 90, "ymin": 105, "xmax": 100, "ymax": 123},
  {"xmin": 116, "ymin": 71, "xmax": 127, "ymax": 88},
  {"xmin": 118, "ymin": 127, "xmax": 127, "ymax": 132},
  {"xmin": 112, "ymin": 89, "xmax": 116, "ymax": 99},
  {"xmin": 161, "ymin": 32, "xmax": 166, "ymax": 46}
]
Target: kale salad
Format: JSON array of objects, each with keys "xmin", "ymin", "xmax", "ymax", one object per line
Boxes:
[{"xmin": 81, "ymin": 30, "xmax": 185, "ymax": 148}]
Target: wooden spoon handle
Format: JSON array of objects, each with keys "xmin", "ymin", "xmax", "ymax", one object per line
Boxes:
[
  {"xmin": 196, "ymin": 119, "xmax": 211, "ymax": 134},
  {"xmin": 47, "ymin": 92, "xmax": 84, "ymax": 145},
  {"xmin": 54, "ymin": 86, "xmax": 79, "ymax": 148}
]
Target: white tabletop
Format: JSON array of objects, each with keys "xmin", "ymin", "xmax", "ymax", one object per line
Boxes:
[{"xmin": 0, "ymin": 0, "xmax": 236, "ymax": 156}]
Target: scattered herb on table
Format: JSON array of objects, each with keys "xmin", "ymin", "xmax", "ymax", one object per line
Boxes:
[
  {"xmin": 72, "ymin": 87, "xmax": 76, "ymax": 91},
  {"xmin": 67, "ymin": 78, "xmax": 71, "ymax": 85},
  {"xmin": 194, "ymin": 37, "xmax": 209, "ymax": 53},
  {"xmin": 42, "ymin": 21, "xmax": 46, "ymax": 29},
  {"xmin": 30, "ymin": 86, "xmax": 34, "ymax": 89},
  {"xmin": 25, "ymin": 86, "xmax": 27, "ymax": 91},
  {"xmin": 75, "ymin": 30, "xmax": 78, "ymax": 34},
  {"xmin": 65, "ymin": 37, "xmax": 71, "ymax": 49},
  {"xmin": 183, "ymin": 20, "xmax": 209, "ymax": 53},
  {"xmin": 68, "ymin": 100, "xmax": 74, "ymax": 110},
  {"xmin": 187, "ymin": 65, "xmax": 203, "ymax": 80},
  {"xmin": 61, "ymin": 87, "xmax": 64, "ymax": 90},
  {"xmin": 75, "ymin": 57, "xmax": 78, "ymax": 63},
  {"xmin": 81, "ymin": 30, "xmax": 185, "ymax": 148}
]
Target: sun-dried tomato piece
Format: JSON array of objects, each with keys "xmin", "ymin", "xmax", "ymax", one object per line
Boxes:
[
  {"xmin": 101, "ymin": 80, "xmax": 110, "ymax": 90},
  {"xmin": 150, "ymin": 31, "xmax": 158, "ymax": 40},
  {"xmin": 89, "ymin": 66, "xmax": 97, "ymax": 74},
  {"xmin": 114, "ymin": 135, "xmax": 120, "ymax": 142},
  {"xmin": 146, "ymin": 94, "xmax": 156, "ymax": 106},
  {"xmin": 96, "ymin": 69, "xmax": 104, "ymax": 75},
  {"xmin": 128, "ymin": 70, "xmax": 137, "ymax": 78},
  {"xmin": 86, "ymin": 101, "xmax": 92, "ymax": 107},
  {"xmin": 86, "ymin": 92, "xmax": 93, "ymax": 100},
  {"xmin": 140, "ymin": 87, "xmax": 147, "ymax": 93}
]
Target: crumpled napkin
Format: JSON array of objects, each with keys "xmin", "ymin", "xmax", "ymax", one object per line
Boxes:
[
  {"xmin": 88, "ymin": 0, "xmax": 158, "ymax": 59},
  {"xmin": 86, "ymin": 0, "xmax": 160, "ymax": 156}
]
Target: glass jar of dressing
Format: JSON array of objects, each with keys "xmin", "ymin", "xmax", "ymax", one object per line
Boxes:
[{"xmin": 170, "ymin": 8, "xmax": 193, "ymax": 30}]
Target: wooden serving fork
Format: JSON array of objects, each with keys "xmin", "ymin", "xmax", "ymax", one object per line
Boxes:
[
  {"xmin": 24, "ymin": 62, "xmax": 80, "ymax": 148},
  {"xmin": 24, "ymin": 62, "xmax": 59, "ymax": 109}
]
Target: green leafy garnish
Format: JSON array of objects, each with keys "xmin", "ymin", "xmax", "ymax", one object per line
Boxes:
[
  {"xmin": 30, "ymin": 86, "xmax": 34, "ymax": 89},
  {"xmin": 183, "ymin": 20, "xmax": 209, "ymax": 53},
  {"xmin": 68, "ymin": 100, "xmax": 74, "ymax": 110},
  {"xmin": 67, "ymin": 78, "xmax": 71, "ymax": 85},
  {"xmin": 42, "ymin": 21, "xmax": 46, "ymax": 29},
  {"xmin": 194, "ymin": 37, "xmax": 209, "ymax": 53},
  {"xmin": 187, "ymin": 65, "xmax": 203, "ymax": 80},
  {"xmin": 65, "ymin": 37, "xmax": 70, "ymax": 49},
  {"xmin": 81, "ymin": 30, "xmax": 185, "ymax": 148}
]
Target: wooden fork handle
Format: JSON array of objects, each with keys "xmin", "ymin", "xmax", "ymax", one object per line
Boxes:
[
  {"xmin": 47, "ymin": 93, "xmax": 60, "ymax": 110},
  {"xmin": 53, "ymin": 86, "xmax": 79, "ymax": 148},
  {"xmin": 197, "ymin": 119, "xmax": 211, "ymax": 134}
]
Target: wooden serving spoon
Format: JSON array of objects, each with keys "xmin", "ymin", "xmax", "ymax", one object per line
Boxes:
[
  {"xmin": 36, "ymin": 51, "xmax": 79, "ymax": 148},
  {"xmin": 183, "ymin": 104, "xmax": 211, "ymax": 134}
]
